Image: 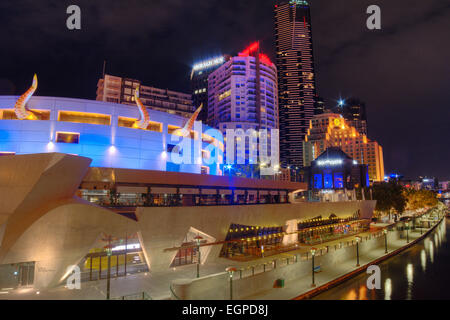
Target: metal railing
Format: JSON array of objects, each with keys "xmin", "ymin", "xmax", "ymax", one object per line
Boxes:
[{"xmin": 112, "ymin": 291, "xmax": 152, "ymax": 300}]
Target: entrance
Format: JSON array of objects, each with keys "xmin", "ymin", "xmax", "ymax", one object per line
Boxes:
[{"xmin": 18, "ymin": 262, "xmax": 35, "ymax": 287}]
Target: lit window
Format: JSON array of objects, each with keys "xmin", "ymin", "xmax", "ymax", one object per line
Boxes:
[
  {"xmin": 56, "ymin": 132, "xmax": 80, "ymax": 144},
  {"xmin": 58, "ymin": 111, "xmax": 111, "ymax": 125},
  {"xmin": 118, "ymin": 117, "xmax": 162, "ymax": 132},
  {"xmin": 0, "ymin": 109, "xmax": 50, "ymax": 120}
]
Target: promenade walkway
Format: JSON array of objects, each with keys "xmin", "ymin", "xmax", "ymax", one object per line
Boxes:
[{"xmin": 2, "ymin": 218, "xmax": 442, "ymax": 300}]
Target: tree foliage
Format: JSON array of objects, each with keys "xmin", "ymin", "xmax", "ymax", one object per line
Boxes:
[
  {"xmin": 372, "ymin": 181, "xmax": 407, "ymax": 214},
  {"xmin": 404, "ymin": 188, "xmax": 438, "ymax": 210}
]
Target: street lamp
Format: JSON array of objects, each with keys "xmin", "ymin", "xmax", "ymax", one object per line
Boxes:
[
  {"xmin": 194, "ymin": 235, "xmax": 203, "ymax": 278},
  {"xmin": 226, "ymin": 267, "xmax": 237, "ymax": 300},
  {"xmin": 383, "ymin": 229, "xmax": 388, "ymax": 254},
  {"xmin": 355, "ymin": 236, "xmax": 361, "ymax": 267},
  {"xmin": 311, "ymin": 248, "xmax": 317, "ymax": 287},
  {"xmin": 405, "ymin": 222, "xmax": 409, "ymax": 243}
]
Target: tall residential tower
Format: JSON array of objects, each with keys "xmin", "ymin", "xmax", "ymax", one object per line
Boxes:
[{"xmin": 274, "ymin": 0, "xmax": 317, "ymax": 167}]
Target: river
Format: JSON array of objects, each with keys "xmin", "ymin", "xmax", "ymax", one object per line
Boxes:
[{"xmin": 313, "ymin": 218, "xmax": 449, "ymax": 300}]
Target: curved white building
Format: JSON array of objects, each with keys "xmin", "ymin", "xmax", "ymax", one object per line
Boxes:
[{"xmin": 0, "ymin": 95, "xmax": 222, "ymax": 175}]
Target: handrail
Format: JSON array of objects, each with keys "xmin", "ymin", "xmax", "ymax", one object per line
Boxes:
[
  {"xmin": 169, "ymin": 284, "xmax": 181, "ymax": 300},
  {"xmin": 112, "ymin": 291, "xmax": 152, "ymax": 300}
]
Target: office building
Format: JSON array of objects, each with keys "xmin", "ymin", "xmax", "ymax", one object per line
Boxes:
[
  {"xmin": 308, "ymin": 147, "xmax": 369, "ymax": 201},
  {"xmin": 341, "ymin": 98, "xmax": 368, "ymax": 135},
  {"xmin": 96, "ymin": 74, "xmax": 194, "ymax": 118},
  {"xmin": 274, "ymin": 0, "xmax": 317, "ymax": 167},
  {"xmin": 190, "ymin": 55, "xmax": 229, "ymax": 123},
  {"xmin": 303, "ymin": 112, "xmax": 384, "ymax": 182}
]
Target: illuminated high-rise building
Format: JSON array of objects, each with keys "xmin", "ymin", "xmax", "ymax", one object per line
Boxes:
[
  {"xmin": 274, "ymin": 0, "xmax": 317, "ymax": 167},
  {"xmin": 340, "ymin": 98, "xmax": 368, "ymax": 136},
  {"xmin": 207, "ymin": 42, "xmax": 279, "ymax": 175},
  {"xmin": 190, "ymin": 55, "xmax": 229, "ymax": 124},
  {"xmin": 303, "ymin": 113, "xmax": 384, "ymax": 182}
]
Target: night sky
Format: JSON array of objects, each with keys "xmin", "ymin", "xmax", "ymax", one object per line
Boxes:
[{"xmin": 1, "ymin": 0, "xmax": 449, "ymax": 180}]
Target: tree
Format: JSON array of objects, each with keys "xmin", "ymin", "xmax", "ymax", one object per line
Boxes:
[
  {"xmin": 404, "ymin": 189, "xmax": 438, "ymax": 210},
  {"xmin": 372, "ymin": 181, "xmax": 407, "ymax": 219}
]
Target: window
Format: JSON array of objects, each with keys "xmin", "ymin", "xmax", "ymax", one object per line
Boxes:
[
  {"xmin": 334, "ymin": 173, "xmax": 344, "ymax": 189},
  {"xmin": 58, "ymin": 111, "xmax": 110, "ymax": 125},
  {"xmin": 201, "ymin": 166, "xmax": 209, "ymax": 174},
  {"xmin": 314, "ymin": 174, "xmax": 323, "ymax": 189},
  {"xmin": 324, "ymin": 174, "xmax": 333, "ymax": 189},
  {"xmin": 56, "ymin": 132, "xmax": 79, "ymax": 144},
  {"xmin": 0, "ymin": 109, "xmax": 50, "ymax": 120},
  {"xmin": 167, "ymin": 125, "xmax": 195, "ymax": 138},
  {"xmin": 118, "ymin": 117, "xmax": 162, "ymax": 132}
]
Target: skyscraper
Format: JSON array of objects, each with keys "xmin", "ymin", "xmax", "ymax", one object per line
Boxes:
[
  {"xmin": 303, "ymin": 112, "xmax": 384, "ymax": 182},
  {"xmin": 190, "ymin": 55, "xmax": 229, "ymax": 124},
  {"xmin": 274, "ymin": 0, "xmax": 317, "ymax": 167},
  {"xmin": 341, "ymin": 98, "xmax": 368, "ymax": 136},
  {"xmin": 207, "ymin": 42, "xmax": 279, "ymax": 177}
]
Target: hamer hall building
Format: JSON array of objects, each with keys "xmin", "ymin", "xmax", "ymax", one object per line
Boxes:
[{"xmin": 0, "ymin": 82, "xmax": 375, "ymax": 290}]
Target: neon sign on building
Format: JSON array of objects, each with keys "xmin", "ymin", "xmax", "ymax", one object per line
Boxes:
[
  {"xmin": 317, "ymin": 159, "xmax": 343, "ymax": 166},
  {"xmin": 193, "ymin": 56, "xmax": 225, "ymax": 71}
]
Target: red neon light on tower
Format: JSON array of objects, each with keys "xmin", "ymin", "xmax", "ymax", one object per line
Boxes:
[
  {"xmin": 238, "ymin": 42, "xmax": 273, "ymax": 65},
  {"xmin": 238, "ymin": 42, "xmax": 260, "ymax": 57}
]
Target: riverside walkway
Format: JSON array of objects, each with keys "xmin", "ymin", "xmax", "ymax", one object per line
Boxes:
[{"xmin": 2, "ymin": 209, "xmax": 444, "ymax": 300}]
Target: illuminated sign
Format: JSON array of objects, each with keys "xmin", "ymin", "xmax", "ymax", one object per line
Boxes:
[
  {"xmin": 193, "ymin": 56, "xmax": 225, "ymax": 71},
  {"xmin": 333, "ymin": 118, "xmax": 341, "ymax": 127},
  {"xmin": 317, "ymin": 159, "xmax": 343, "ymax": 166}
]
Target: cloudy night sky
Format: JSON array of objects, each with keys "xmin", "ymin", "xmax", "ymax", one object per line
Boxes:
[{"xmin": 0, "ymin": 0, "xmax": 449, "ymax": 180}]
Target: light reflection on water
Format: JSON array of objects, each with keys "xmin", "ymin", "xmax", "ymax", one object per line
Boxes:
[
  {"xmin": 313, "ymin": 218, "xmax": 449, "ymax": 300},
  {"xmin": 384, "ymin": 278, "xmax": 392, "ymax": 300},
  {"xmin": 420, "ymin": 250, "xmax": 426, "ymax": 272}
]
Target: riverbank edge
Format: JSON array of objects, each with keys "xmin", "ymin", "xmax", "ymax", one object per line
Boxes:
[{"xmin": 293, "ymin": 216, "xmax": 446, "ymax": 300}]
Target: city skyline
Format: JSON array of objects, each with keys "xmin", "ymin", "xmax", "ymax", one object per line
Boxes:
[{"xmin": 0, "ymin": 0, "xmax": 449, "ymax": 179}]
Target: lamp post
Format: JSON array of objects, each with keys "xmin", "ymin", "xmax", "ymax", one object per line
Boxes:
[
  {"xmin": 194, "ymin": 235, "xmax": 203, "ymax": 278},
  {"xmin": 383, "ymin": 229, "xmax": 388, "ymax": 254},
  {"xmin": 311, "ymin": 248, "xmax": 317, "ymax": 287},
  {"xmin": 226, "ymin": 267, "xmax": 237, "ymax": 300},
  {"xmin": 405, "ymin": 222, "xmax": 409, "ymax": 243},
  {"xmin": 355, "ymin": 236, "xmax": 361, "ymax": 267},
  {"xmin": 101, "ymin": 233, "xmax": 118, "ymax": 300}
]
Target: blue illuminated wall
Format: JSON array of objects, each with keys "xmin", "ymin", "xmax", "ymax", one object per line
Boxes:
[{"xmin": 0, "ymin": 96, "xmax": 222, "ymax": 175}]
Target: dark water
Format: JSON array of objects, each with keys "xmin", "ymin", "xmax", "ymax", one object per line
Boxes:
[{"xmin": 313, "ymin": 218, "xmax": 450, "ymax": 300}]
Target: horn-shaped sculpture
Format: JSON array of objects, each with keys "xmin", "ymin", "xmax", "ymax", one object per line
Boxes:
[
  {"xmin": 14, "ymin": 74, "xmax": 38, "ymax": 120},
  {"xmin": 133, "ymin": 85, "xmax": 150, "ymax": 129},
  {"xmin": 173, "ymin": 104, "xmax": 203, "ymax": 137}
]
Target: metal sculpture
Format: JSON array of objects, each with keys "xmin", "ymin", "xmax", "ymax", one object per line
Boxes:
[
  {"xmin": 173, "ymin": 104, "xmax": 202, "ymax": 137},
  {"xmin": 14, "ymin": 74, "xmax": 38, "ymax": 120},
  {"xmin": 133, "ymin": 85, "xmax": 150, "ymax": 129}
]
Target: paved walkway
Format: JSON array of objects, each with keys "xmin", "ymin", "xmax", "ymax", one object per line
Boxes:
[
  {"xmin": 1, "ymin": 221, "xmax": 438, "ymax": 300},
  {"xmin": 243, "ymin": 225, "xmax": 437, "ymax": 300}
]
